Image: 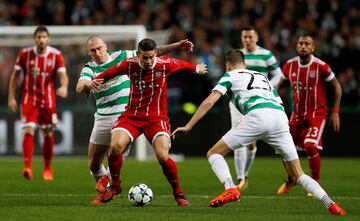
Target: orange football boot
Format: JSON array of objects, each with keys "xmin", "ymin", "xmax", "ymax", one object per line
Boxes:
[
  {"xmin": 328, "ymin": 203, "xmax": 346, "ymax": 215},
  {"xmin": 209, "ymin": 187, "xmax": 240, "ymax": 208},
  {"xmin": 22, "ymin": 167, "xmax": 33, "ymax": 180}
]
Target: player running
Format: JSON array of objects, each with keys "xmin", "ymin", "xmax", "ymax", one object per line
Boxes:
[{"xmin": 171, "ymin": 49, "xmax": 345, "ymax": 215}]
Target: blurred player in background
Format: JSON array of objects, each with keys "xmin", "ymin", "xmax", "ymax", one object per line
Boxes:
[
  {"xmin": 172, "ymin": 49, "xmax": 345, "ymax": 215},
  {"xmin": 8, "ymin": 25, "xmax": 69, "ymax": 181},
  {"xmin": 277, "ymin": 34, "xmax": 342, "ymax": 195},
  {"xmin": 89, "ymin": 38, "xmax": 207, "ymax": 206},
  {"xmin": 232, "ymin": 26, "xmax": 283, "ymax": 189},
  {"xmin": 76, "ymin": 36, "xmax": 195, "ymax": 205}
]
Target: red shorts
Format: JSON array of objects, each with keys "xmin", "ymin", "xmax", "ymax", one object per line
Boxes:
[
  {"xmin": 112, "ymin": 115, "xmax": 171, "ymax": 144},
  {"xmin": 289, "ymin": 117, "xmax": 326, "ymax": 150},
  {"xmin": 21, "ymin": 104, "xmax": 57, "ymax": 129}
]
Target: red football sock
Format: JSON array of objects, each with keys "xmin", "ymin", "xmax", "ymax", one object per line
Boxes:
[
  {"xmin": 160, "ymin": 158, "xmax": 182, "ymax": 195},
  {"xmin": 23, "ymin": 134, "xmax": 34, "ymax": 168},
  {"xmin": 305, "ymin": 144, "xmax": 321, "ymax": 183},
  {"xmin": 43, "ymin": 135, "xmax": 54, "ymax": 169},
  {"xmin": 108, "ymin": 152, "xmax": 123, "ymax": 186}
]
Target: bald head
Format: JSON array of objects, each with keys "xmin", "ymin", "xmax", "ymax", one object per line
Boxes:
[
  {"xmin": 86, "ymin": 35, "xmax": 108, "ymax": 64},
  {"xmin": 86, "ymin": 35, "xmax": 104, "ymax": 47}
]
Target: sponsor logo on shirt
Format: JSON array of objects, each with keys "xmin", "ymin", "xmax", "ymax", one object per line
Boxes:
[{"xmin": 96, "ymin": 78, "xmax": 123, "ymax": 92}]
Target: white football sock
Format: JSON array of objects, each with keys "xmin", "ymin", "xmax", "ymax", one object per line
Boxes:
[
  {"xmin": 208, "ymin": 154, "xmax": 235, "ymax": 189},
  {"xmin": 90, "ymin": 164, "xmax": 106, "ymax": 182},
  {"xmin": 244, "ymin": 147, "xmax": 257, "ymax": 177},
  {"xmin": 234, "ymin": 147, "xmax": 247, "ymax": 181},
  {"xmin": 296, "ymin": 174, "xmax": 334, "ymax": 208}
]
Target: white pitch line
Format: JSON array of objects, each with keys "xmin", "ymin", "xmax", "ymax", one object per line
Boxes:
[{"xmin": 1, "ymin": 193, "xmax": 360, "ymax": 200}]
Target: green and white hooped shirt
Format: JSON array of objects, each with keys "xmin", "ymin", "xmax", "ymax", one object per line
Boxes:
[
  {"xmin": 213, "ymin": 68, "xmax": 284, "ymax": 115},
  {"xmin": 241, "ymin": 46, "xmax": 282, "ymax": 86},
  {"xmin": 79, "ymin": 50, "xmax": 136, "ymax": 117}
]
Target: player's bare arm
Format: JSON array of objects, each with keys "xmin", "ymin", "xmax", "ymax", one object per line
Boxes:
[
  {"xmin": 56, "ymin": 71, "xmax": 69, "ymax": 98},
  {"xmin": 328, "ymin": 77, "xmax": 342, "ymax": 132},
  {"xmin": 89, "ymin": 78, "xmax": 104, "ymax": 91},
  {"xmin": 8, "ymin": 69, "xmax": 21, "ymax": 112},
  {"xmin": 157, "ymin": 39, "xmax": 194, "ymax": 55},
  {"xmin": 171, "ymin": 91, "xmax": 222, "ymax": 139},
  {"xmin": 195, "ymin": 63, "xmax": 208, "ymax": 75},
  {"xmin": 75, "ymin": 79, "xmax": 92, "ymax": 98}
]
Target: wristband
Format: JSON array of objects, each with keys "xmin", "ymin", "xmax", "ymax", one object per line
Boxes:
[
  {"xmin": 195, "ymin": 66, "xmax": 199, "ymax": 74},
  {"xmin": 332, "ymin": 106, "xmax": 340, "ymax": 114}
]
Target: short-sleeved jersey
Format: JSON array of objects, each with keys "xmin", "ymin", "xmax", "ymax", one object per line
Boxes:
[
  {"xmin": 241, "ymin": 46, "xmax": 282, "ymax": 86},
  {"xmin": 213, "ymin": 68, "xmax": 284, "ymax": 115},
  {"xmin": 79, "ymin": 50, "xmax": 136, "ymax": 117},
  {"xmin": 14, "ymin": 46, "xmax": 66, "ymax": 109},
  {"xmin": 282, "ymin": 55, "xmax": 335, "ymax": 120},
  {"xmin": 95, "ymin": 56, "xmax": 196, "ymax": 118}
]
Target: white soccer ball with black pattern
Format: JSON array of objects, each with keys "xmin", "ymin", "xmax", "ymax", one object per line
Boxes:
[{"xmin": 128, "ymin": 183, "xmax": 153, "ymax": 206}]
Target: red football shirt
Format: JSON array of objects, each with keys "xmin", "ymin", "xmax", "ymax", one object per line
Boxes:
[
  {"xmin": 282, "ymin": 55, "xmax": 334, "ymax": 120},
  {"xmin": 96, "ymin": 56, "xmax": 196, "ymax": 118},
  {"xmin": 14, "ymin": 46, "xmax": 66, "ymax": 109}
]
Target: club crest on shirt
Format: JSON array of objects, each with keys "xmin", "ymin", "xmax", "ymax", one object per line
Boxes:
[
  {"xmin": 291, "ymin": 72, "xmax": 296, "ymax": 77},
  {"xmin": 309, "ymin": 71, "xmax": 316, "ymax": 78},
  {"xmin": 31, "ymin": 67, "xmax": 40, "ymax": 76},
  {"xmin": 155, "ymin": 71, "xmax": 162, "ymax": 77},
  {"xmin": 48, "ymin": 60, "xmax": 53, "ymax": 66}
]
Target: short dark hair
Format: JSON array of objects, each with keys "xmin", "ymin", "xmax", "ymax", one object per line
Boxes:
[
  {"xmin": 226, "ymin": 49, "xmax": 245, "ymax": 65},
  {"xmin": 34, "ymin": 25, "xmax": 49, "ymax": 37},
  {"xmin": 138, "ymin": 38, "xmax": 157, "ymax": 51},
  {"xmin": 242, "ymin": 25, "xmax": 257, "ymax": 33},
  {"xmin": 298, "ymin": 32, "xmax": 315, "ymax": 40}
]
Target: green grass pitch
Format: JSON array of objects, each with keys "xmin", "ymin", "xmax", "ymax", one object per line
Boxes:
[{"xmin": 0, "ymin": 157, "xmax": 359, "ymax": 221}]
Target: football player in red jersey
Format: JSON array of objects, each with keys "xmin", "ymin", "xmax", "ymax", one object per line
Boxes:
[
  {"xmin": 277, "ymin": 34, "xmax": 342, "ymax": 195},
  {"xmin": 8, "ymin": 26, "xmax": 69, "ymax": 181},
  {"xmin": 90, "ymin": 38, "xmax": 207, "ymax": 206}
]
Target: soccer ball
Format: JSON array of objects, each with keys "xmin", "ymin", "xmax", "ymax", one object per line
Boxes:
[{"xmin": 128, "ymin": 183, "xmax": 153, "ymax": 206}]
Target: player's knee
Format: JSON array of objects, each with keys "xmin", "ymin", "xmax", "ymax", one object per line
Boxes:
[
  {"xmin": 155, "ymin": 150, "xmax": 169, "ymax": 164},
  {"xmin": 23, "ymin": 127, "xmax": 35, "ymax": 136},
  {"xmin": 207, "ymin": 149, "xmax": 217, "ymax": 158},
  {"xmin": 110, "ymin": 142, "xmax": 126, "ymax": 155},
  {"xmin": 304, "ymin": 143, "xmax": 319, "ymax": 157},
  {"xmin": 248, "ymin": 143, "xmax": 257, "ymax": 150}
]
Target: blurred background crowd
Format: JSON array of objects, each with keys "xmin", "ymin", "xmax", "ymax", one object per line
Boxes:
[{"xmin": 0, "ymin": 0, "xmax": 359, "ymax": 110}]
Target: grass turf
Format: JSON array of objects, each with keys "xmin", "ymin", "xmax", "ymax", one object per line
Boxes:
[{"xmin": 0, "ymin": 157, "xmax": 359, "ymax": 221}]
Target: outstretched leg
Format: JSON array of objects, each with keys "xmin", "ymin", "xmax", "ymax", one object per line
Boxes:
[{"xmin": 284, "ymin": 159, "xmax": 345, "ymax": 215}]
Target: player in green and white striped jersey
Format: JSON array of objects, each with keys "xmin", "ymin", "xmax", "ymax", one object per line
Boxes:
[
  {"xmin": 171, "ymin": 50, "xmax": 345, "ymax": 214},
  {"xmin": 75, "ymin": 36, "xmax": 195, "ymax": 205},
  {"xmin": 232, "ymin": 26, "xmax": 284, "ymax": 190}
]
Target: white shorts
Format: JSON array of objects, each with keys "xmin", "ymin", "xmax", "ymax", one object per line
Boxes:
[
  {"xmin": 229, "ymin": 102, "xmax": 244, "ymax": 128},
  {"xmin": 222, "ymin": 108, "xmax": 299, "ymax": 161},
  {"xmin": 90, "ymin": 115, "xmax": 118, "ymax": 145}
]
